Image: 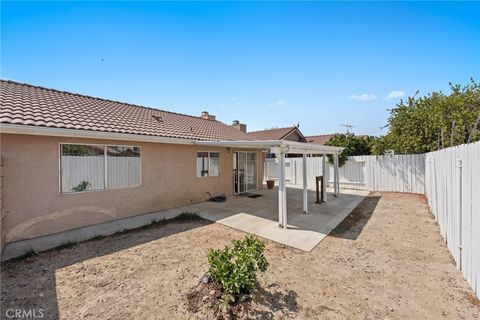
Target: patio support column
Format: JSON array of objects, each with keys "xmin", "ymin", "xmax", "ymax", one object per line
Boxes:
[
  {"xmin": 277, "ymin": 149, "xmax": 287, "ymax": 228},
  {"xmin": 302, "ymin": 153, "xmax": 308, "ymax": 214},
  {"xmin": 322, "ymin": 154, "xmax": 328, "ymax": 203},
  {"xmin": 334, "ymin": 153, "xmax": 340, "ymax": 197}
]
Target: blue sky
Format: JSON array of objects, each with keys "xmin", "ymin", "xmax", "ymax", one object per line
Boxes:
[{"xmin": 2, "ymin": 1, "xmax": 479, "ymax": 136}]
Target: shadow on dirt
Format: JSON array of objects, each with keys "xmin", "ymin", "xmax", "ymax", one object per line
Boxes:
[{"xmin": 329, "ymin": 195, "xmax": 381, "ymax": 240}]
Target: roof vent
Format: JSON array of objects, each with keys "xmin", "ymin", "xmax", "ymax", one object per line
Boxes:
[{"xmin": 152, "ymin": 115, "xmax": 163, "ymax": 123}]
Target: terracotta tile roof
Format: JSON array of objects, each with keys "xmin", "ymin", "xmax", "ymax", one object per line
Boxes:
[
  {"xmin": 0, "ymin": 80, "xmax": 252, "ymax": 141},
  {"xmin": 307, "ymin": 134, "xmax": 369, "ymax": 145},
  {"xmin": 247, "ymin": 126, "xmax": 299, "ymax": 140},
  {"xmin": 306, "ymin": 134, "xmax": 337, "ymax": 145}
]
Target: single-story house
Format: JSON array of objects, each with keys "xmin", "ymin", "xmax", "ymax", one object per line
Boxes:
[
  {"xmin": 247, "ymin": 126, "xmax": 307, "ymax": 158},
  {"xmin": 0, "ymin": 80, "xmax": 342, "ymax": 257},
  {"xmin": 247, "ymin": 126, "xmax": 306, "ymax": 143}
]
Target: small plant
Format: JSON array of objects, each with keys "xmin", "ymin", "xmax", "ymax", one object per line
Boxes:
[
  {"xmin": 12, "ymin": 248, "xmax": 38, "ymax": 261},
  {"xmin": 207, "ymin": 235, "xmax": 269, "ymax": 309},
  {"xmin": 71, "ymin": 180, "xmax": 90, "ymax": 192},
  {"xmin": 91, "ymin": 234, "xmax": 105, "ymax": 241},
  {"xmin": 152, "ymin": 217, "xmax": 167, "ymax": 225},
  {"xmin": 173, "ymin": 212, "xmax": 201, "ymax": 221},
  {"xmin": 56, "ymin": 240, "xmax": 77, "ymax": 250}
]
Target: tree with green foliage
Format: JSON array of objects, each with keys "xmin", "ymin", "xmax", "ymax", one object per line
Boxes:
[
  {"xmin": 372, "ymin": 79, "xmax": 480, "ymax": 155},
  {"xmin": 324, "ymin": 133, "xmax": 372, "ymax": 166}
]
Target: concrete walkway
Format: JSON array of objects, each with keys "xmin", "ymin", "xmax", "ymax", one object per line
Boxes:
[{"xmin": 174, "ymin": 187, "xmax": 368, "ymax": 251}]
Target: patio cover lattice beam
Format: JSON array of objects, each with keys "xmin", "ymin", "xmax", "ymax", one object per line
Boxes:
[{"xmin": 194, "ymin": 139, "xmax": 343, "ymax": 155}]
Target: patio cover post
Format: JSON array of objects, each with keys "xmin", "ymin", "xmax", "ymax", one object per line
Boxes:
[
  {"xmin": 302, "ymin": 153, "xmax": 308, "ymax": 213},
  {"xmin": 334, "ymin": 153, "xmax": 340, "ymax": 197},
  {"xmin": 322, "ymin": 154, "xmax": 328, "ymax": 203},
  {"xmin": 276, "ymin": 148, "xmax": 287, "ymax": 228},
  {"xmin": 264, "ymin": 160, "xmax": 268, "ymax": 180}
]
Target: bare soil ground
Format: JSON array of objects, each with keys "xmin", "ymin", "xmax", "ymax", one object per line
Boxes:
[{"xmin": 1, "ymin": 192, "xmax": 479, "ymax": 319}]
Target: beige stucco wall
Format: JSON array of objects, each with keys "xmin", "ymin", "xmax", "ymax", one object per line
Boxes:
[
  {"xmin": 0, "ymin": 152, "xmax": 6, "ymax": 249},
  {"xmin": 1, "ymin": 133, "xmax": 264, "ymax": 243}
]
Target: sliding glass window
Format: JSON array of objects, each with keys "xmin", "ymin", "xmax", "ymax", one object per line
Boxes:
[{"xmin": 60, "ymin": 144, "xmax": 141, "ymax": 193}]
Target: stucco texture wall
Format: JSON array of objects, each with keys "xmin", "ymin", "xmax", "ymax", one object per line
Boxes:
[
  {"xmin": 0, "ymin": 152, "xmax": 6, "ymax": 249},
  {"xmin": 1, "ymin": 134, "xmax": 264, "ymax": 243}
]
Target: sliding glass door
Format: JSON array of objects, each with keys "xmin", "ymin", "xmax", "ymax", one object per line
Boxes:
[{"xmin": 233, "ymin": 152, "xmax": 257, "ymax": 194}]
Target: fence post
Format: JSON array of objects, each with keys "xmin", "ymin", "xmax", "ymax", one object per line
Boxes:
[
  {"xmin": 457, "ymin": 158, "xmax": 463, "ymax": 270},
  {"xmin": 322, "ymin": 155, "xmax": 328, "ymax": 203},
  {"xmin": 433, "ymin": 157, "xmax": 439, "ymax": 223}
]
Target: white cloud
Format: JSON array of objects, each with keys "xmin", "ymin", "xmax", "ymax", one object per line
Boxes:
[
  {"xmin": 230, "ymin": 97, "xmax": 242, "ymax": 106},
  {"xmin": 349, "ymin": 94, "xmax": 377, "ymax": 101},
  {"xmin": 270, "ymin": 100, "xmax": 286, "ymax": 107},
  {"xmin": 385, "ymin": 91, "xmax": 405, "ymax": 100}
]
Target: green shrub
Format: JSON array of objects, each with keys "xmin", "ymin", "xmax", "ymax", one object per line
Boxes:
[
  {"xmin": 173, "ymin": 212, "xmax": 201, "ymax": 221},
  {"xmin": 71, "ymin": 180, "xmax": 90, "ymax": 192},
  {"xmin": 12, "ymin": 248, "xmax": 38, "ymax": 261},
  {"xmin": 56, "ymin": 240, "xmax": 77, "ymax": 250},
  {"xmin": 207, "ymin": 235, "xmax": 268, "ymax": 300}
]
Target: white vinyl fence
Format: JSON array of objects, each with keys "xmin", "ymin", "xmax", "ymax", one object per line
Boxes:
[
  {"xmin": 61, "ymin": 156, "xmax": 141, "ymax": 192},
  {"xmin": 265, "ymin": 154, "xmax": 426, "ymax": 194},
  {"xmin": 425, "ymin": 141, "xmax": 480, "ymax": 296},
  {"xmin": 265, "ymin": 144, "xmax": 479, "ymax": 296}
]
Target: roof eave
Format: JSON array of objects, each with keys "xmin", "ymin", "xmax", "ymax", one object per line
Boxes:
[
  {"xmin": 0, "ymin": 123, "xmax": 196, "ymax": 145},
  {"xmin": 1, "ymin": 124, "xmax": 343, "ymax": 154}
]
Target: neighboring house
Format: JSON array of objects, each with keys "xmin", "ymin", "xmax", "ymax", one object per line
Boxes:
[
  {"xmin": 247, "ymin": 126, "xmax": 306, "ymax": 143},
  {"xmin": 307, "ymin": 134, "xmax": 337, "ymax": 145},
  {"xmin": 307, "ymin": 134, "xmax": 369, "ymax": 145},
  {"xmin": 248, "ymin": 126, "xmax": 306, "ymax": 158},
  {"xmin": 0, "ymin": 80, "xmax": 263, "ymax": 247}
]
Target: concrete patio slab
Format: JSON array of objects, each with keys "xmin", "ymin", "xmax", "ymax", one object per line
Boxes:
[{"xmin": 175, "ymin": 186, "xmax": 368, "ymax": 251}]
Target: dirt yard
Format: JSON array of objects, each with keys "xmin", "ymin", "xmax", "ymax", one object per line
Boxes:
[{"xmin": 1, "ymin": 192, "xmax": 479, "ymax": 319}]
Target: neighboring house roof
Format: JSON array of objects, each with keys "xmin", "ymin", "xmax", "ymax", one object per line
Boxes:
[
  {"xmin": 247, "ymin": 126, "xmax": 306, "ymax": 142},
  {"xmin": 306, "ymin": 134, "xmax": 337, "ymax": 145},
  {"xmin": 307, "ymin": 134, "xmax": 369, "ymax": 145},
  {"xmin": 0, "ymin": 80, "xmax": 252, "ymax": 141}
]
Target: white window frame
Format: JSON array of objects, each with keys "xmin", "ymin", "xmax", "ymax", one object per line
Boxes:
[
  {"xmin": 197, "ymin": 151, "xmax": 220, "ymax": 178},
  {"xmin": 59, "ymin": 142, "xmax": 142, "ymax": 194}
]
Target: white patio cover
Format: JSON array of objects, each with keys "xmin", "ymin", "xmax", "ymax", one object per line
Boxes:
[{"xmin": 194, "ymin": 139, "xmax": 344, "ymax": 229}]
